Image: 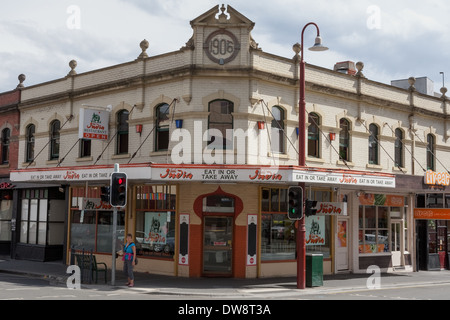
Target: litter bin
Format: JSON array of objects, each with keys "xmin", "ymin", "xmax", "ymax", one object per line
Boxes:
[{"xmin": 306, "ymin": 253, "xmax": 323, "ymax": 287}]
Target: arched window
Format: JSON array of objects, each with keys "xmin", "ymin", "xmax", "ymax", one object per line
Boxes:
[
  {"xmin": 155, "ymin": 104, "xmax": 170, "ymax": 151},
  {"xmin": 208, "ymin": 100, "xmax": 234, "ymax": 150},
  {"xmin": 368, "ymin": 124, "xmax": 379, "ymax": 165},
  {"xmin": 116, "ymin": 110, "xmax": 129, "ymax": 155},
  {"xmin": 427, "ymin": 134, "xmax": 435, "ymax": 171},
  {"xmin": 26, "ymin": 124, "xmax": 35, "ymax": 163},
  {"xmin": 1, "ymin": 128, "xmax": 10, "ymax": 165},
  {"xmin": 308, "ymin": 113, "xmax": 320, "ymax": 158},
  {"xmin": 339, "ymin": 119, "xmax": 350, "ymax": 162},
  {"xmin": 271, "ymin": 106, "xmax": 285, "ymax": 154},
  {"xmin": 394, "ymin": 128, "xmax": 404, "ymax": 168},
  {"xmin": 49, "ymin": 120, "xmax": 60, "ymax": 160}
]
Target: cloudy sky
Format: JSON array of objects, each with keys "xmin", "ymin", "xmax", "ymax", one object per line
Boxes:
[{"xmin": 1, "ymin": 0, "xmax": 449, "ymax": 93}]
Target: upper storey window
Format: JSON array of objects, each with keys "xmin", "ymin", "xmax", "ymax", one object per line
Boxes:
[
  {"xmin": 427, "ymin": 134, "xmax": 435, "ymax": 171},
  {"xmin": 368, "ymin": 124, "xmax": 379, "ymax": 165},
  {"xmin": 271, "ymin": 106, "xmax": 285, "ymax": 154},
  {"xmin": 1, "ymin": 128, "xmax": 10, "ymax": 165},
  {"xmin": 49, "ymin": 120, "xmax": 60, "ymax": 160},
  {"xmin": 155, "ymin": 104, "xmax": 170, "ymax": 152},
  {"xmin": 208, "ymin": 100, "xmax": 234, "ymax": 150},
  {"xmin": 26, "ymin": 124, "xmax": 35, "ymax": 163},
  {"xmin": 339, "ymin": 118, "xmax": 350, "ymax": 162},
  {"xmin": 116, "ymin": 110, "xmax": 129, "ymax": 155},
  {"xmin": 308, "ymin": 113, "xmax": 320, "ymax": 158}
]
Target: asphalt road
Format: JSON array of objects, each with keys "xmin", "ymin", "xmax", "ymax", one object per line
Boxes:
[{"xmin": 1, "ymin": 272, "xmax": 450, "ymax": 301}]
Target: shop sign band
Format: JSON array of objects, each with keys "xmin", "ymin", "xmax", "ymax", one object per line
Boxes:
[{"xmin": 424, "ymin": 170, "xmax": 450, "ymax": 186}]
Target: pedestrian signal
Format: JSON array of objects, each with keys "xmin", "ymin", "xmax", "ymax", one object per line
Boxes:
[
  {"xmin": 288, "ymin": 186, "xmax": 303, "ymax": 220},
  {"xmin": 110, "ymin": 172, "xmax": 127, "ymax": 207}
]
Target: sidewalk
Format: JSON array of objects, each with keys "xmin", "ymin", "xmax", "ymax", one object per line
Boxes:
[{"xmin": 2, "ymin": 255, "xmax": 450, "ymax": 298}]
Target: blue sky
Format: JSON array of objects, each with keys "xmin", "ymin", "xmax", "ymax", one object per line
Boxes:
[{"xmin": 1, "ymin": 0, "xmax": 449, "ymax": 93}]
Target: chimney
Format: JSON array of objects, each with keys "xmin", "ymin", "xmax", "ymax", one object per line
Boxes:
[
  {"xmin": 391, "ymin": 77, "xmax": 434, "ymax": 96},
  {"xmin": 334, "ymin": 61, "xmax": 356, "ymax": 75}
]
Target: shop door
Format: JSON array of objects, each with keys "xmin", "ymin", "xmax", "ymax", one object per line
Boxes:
[
  {"xmin": 336, "ymin": 218, "xmax": 349, "ymax": 271},
  {"xmin": 437, "ymin": 224, "xmax": 447, "ymax": 270},
  {"xmin": 203, "ymin": 216, "xmax": 233, "ymax": 276},
  {"xmin": 391, "ymin": 221, "xmax": 402, "ymax": 267}
]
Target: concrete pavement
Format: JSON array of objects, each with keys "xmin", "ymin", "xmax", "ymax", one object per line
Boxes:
[{"xmin": 2, "ymin": 255, "xmax": 450, "ymax": 298}]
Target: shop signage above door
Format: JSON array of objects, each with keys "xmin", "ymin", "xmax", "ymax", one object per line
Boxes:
[
  {"xmin": 10, "ymin": 165, "xmax": 151, "ymax": 182},
  {"xmin": 424, "ymin": 170, "xmax": 450, "ymax": 186},
  {"xmin": 414, "ymin": 208, "xmax": 450, "ymax": 220},
  {"xmin": 11, "ymin": 164, "xmax": 396, "ymax": 189},
  {"xmin": 292, "ymin": 170, "xmax": 396, "ymax": 188},
  {"xmin": 154, "ymin": 167, "xmax": 286, "ymax": 182},
  {"xmin": 78, "ymin": 107, "xmax": 110, "ymax": 141}
]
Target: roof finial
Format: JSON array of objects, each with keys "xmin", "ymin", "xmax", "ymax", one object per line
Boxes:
[
  {"xmin": 218, "ymin": 4, "xmax": 228, "ymax": 22},
  {"xmin": 138, "ymin": 39, "xmax": 149, "ymax": 59},
  {"xmin": 68, "ymin": 60, "xmax": 77, "ymax": 76},
  {"xmin": 17, "ymin": 74, "xmax": 26, "ymax": 89}
]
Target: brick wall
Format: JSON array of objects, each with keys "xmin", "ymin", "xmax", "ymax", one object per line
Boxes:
[{"xmin": 0, "ymin": 90, "xmax": 20, "ymax": 176}]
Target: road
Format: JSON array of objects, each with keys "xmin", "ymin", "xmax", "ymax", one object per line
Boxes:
[{"xmin": 1, "ymin": 272, "xmax": 450, "ymax": 301}]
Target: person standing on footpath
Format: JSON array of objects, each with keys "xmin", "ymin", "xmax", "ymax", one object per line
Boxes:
[{"xmin": 123, "ymin": 233, "xmax": 136, "ymax": 287}]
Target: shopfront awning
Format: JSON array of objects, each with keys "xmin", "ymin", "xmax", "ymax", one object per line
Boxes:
[
  {"xmin": 151, "ymin": 164, "xmax": 396, "ymax": 188},
  {"xmin": 10, "ymin": 163, "xmax": 396, "ymax": 188},
  {"xmin": 10, "ymin": 163, "xmax": 152, "ymax": 183}
]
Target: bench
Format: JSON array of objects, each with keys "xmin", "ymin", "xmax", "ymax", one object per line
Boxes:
[{"xmin": 75, "ymin": 254, "xmax": 107, "ymax": 284}]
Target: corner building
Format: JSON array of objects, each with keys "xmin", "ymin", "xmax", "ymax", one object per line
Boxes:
[{"xmin": 10, "ymin": 5, "xmax": 450, "ymax": 277}]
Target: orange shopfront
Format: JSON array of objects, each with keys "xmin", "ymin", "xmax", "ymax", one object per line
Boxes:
[
  {"xmin": 11, "ymin": 164, "xmax": 397, "ymax": 278},
  {"xmin": 415, "ymin": 197, "xmax": 450, "ymax": 271}
]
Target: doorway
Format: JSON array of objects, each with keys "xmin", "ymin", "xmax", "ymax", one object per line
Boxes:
[
  {"xmin": 417, "ymin": 220, "xmax": 448, "ymax": 270},
  {"xmin": 336, "ymin": 218, "xmax": 349, "ymax": 271},
  {"xmin": 203, "ymin": 216, "xmax": 233, "ymax": 276},
  {"xmin": 391, "ymin": 220, "xmax": 403, "ymax": 267}
]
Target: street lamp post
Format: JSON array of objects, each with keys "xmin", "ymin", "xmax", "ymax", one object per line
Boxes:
[{"xmin": 297, "ymin": 22, "xmax": 328, "ymax": 289}]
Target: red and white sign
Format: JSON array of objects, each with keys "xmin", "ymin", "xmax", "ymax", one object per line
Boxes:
[
  {"xmin": 10, "ymin": 164, "xmax": 151, "ymax": 182},
  {"xmin": 153, "ymin": 166, "xmax": 285, "ymax": 183},
  {"xmin": 78, "ymin": 108, "xmax": 109, "ymax": 141},
  {"xmin": 11, "ymin": 163, "xmax": 396, "ymax": 190},
  {"xmin": 292, "ymin": 170, "xmax": 395, "ymax": 188},
  {"xmin": 316, "ymin": 202, "xmax": 348, "ymax": 216}
]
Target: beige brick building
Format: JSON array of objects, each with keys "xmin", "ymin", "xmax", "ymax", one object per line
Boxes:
[{"xmin": 9, "ymin": 5, "xmax": 450, "ymax": 277}]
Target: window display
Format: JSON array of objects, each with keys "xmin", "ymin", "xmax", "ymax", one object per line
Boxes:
[{"xmin": 135, "ymin": 185, "xmax": 176, "ymax": 258}]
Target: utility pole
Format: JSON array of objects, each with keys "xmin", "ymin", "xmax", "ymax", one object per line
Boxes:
[{"xmin": 111, "ymin": 163, "xmax": 119, "ymax": 286}]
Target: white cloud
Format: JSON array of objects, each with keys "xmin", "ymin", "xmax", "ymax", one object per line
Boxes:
[{"xmin": 1, "ymin": 1, "xmax": 450, "ymax": 93}]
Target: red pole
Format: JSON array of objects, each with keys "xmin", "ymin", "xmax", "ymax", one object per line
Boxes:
[
  {"xmin": 297, "ymin": 58, "xmax": 306, "ymax": 290},
  {"xmin": 297, "ymin": 22, "xmax": 321, "ymax": 289}
]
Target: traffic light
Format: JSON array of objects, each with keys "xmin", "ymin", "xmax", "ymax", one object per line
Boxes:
[
  {"xmin": 110, "ymin": 172, "xmax": 127, "ymax": 207},
  {"xmin": 287, "ymin": 186, "xmax": 303, "ymax": 220},
  {"xmin": 305, "ymin": 200, "xmax": 318, "ymax": 217},
  {"xmin": 100, "ymin": 186, "xmax": 110, "ymax": 203}
]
